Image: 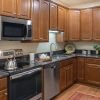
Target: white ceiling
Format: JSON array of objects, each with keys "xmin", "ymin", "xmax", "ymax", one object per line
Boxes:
[{"xmin": 52, "ymin": 0, "xmax": 100, "ymax": 8}]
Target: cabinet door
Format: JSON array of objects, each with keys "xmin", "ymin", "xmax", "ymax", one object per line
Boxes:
[
  {"xmin": 32, "ymin": 0, "xmax": 40, "ymax": 41},
  {"xmin": 50, "ymin": 3, "xmax": 58, "ymax": 30},
  {"xmin": 58, "ymin": 6, "xmax": 66, "ymax": 31},
  {"xmin": 93, "ymin": 8, "xmax": 100, "ymax": 41},
  {"xmin": 0, "ymin": 90, "xmax": 7, "ymax": 100},
  {"xmin": 77, "ymin": 57, "xmax": 85, "ymax": 82},
  {"xmin": 60, "ymin": 67, "xmax": 66, "ymax": 92},
  {"xmin": 17, "ymin": 0, "xmax": 31, "ymax": 19},
  {"xmin": 0, "ymin": 0, "xmax": 16, "ymax": 17},
  {"xmin": 65, "ymin": 64, "xmax": 73, "ymax": 87},
  {"xmin": 85, "ymin": 63, "xmax": 100, "ymax": 85},
  {"xmin": 39, "ymin": 0, "xmax": 49, "ymax": 41},
  {"xmin": 69, "ymin": 10, "xmax": 80, "ymax": 40},
  {"xmin": 64, "ymin": 9, "xmax": 69, "ymax": 41},
  {"xmin": 81, "ymin": 9, "xmax": 92, "ymax": 40},
  {"xmin": 73, "ymin": 58, "xmax": 77, "ymax": 82}
]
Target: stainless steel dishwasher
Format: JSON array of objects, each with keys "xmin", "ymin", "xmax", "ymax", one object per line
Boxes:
[{"xmin": 43, "ymin": 62, "xmax": 60, "ymax": 100}]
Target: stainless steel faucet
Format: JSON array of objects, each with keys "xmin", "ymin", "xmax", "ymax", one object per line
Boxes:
[{"xmin": 50, "ymin": 43, "xmax": 57, "ymax": 57}]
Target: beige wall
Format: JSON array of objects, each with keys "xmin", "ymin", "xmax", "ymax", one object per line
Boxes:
[{"xmin": 0, "ymin": 33, "xmax": 65, "ymax": 53}]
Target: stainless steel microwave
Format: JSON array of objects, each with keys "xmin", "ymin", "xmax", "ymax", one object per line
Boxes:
[{"xmin": 0, "ymin": 16, "xmax": 32, "ymax": 41}]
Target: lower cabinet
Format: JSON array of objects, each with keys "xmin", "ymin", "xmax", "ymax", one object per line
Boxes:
[
  {"xmin": 60, "ymin": 59, "xmax": 75, "ymax": 92},
  {"xmin": 85, "ymin": 58, "xmax": 100, "ymax": 86},
  {"xmin": 0, "ymin": 90, "xmax": 7, "ymax": 100},
  {"xmin": 77, "ymin": 57, "xmax": 85, "ymax": 82},
  {"xmin": 0, "ymin": 78, "xmax": 7, "ymax": 100},
  {"xmin": 60, "ymin": 67, "xmax": 66, "ymax": 91}
]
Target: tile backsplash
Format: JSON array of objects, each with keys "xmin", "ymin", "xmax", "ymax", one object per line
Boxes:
[
  {"xmin": 73, "ymin": 41, "xmax": 100, "ymax": 50},
  {"xmin": 0, "ymin": 33, "xmax": 65, "ymax": 53}
]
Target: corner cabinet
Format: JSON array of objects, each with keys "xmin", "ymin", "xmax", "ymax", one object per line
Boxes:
[
  {"xmin": 32, "ymin": 0, "xmax": 49, "ymax": 42},
  {"xmin": 69, "ymin": 10, "xmax": 80, "ymax": 41},
  {"xmin": 93, "ymin": 8, "xmax": 100, "ymax": 41},
  {"xmin": 81, "ymin": 9, "xmax": 93, "ymax": 40},
  {"xmin": 0, "ymin": 0, "xmax": 31, "ymax": 19},
  {"xmin": 60, "ymin": 59, "xmax": 75, "ymax": 92}
]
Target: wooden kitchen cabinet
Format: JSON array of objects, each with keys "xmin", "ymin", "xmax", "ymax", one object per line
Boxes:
[
  {"xmin": 0, "ymin": 0, "xmax": 17, "ymax": 17},
  {"xmin": 0, "ymin": 90, "xmax": 7, "ymax": 100},
  {"xmin": 0, "ymin": 78, "xmax": 7, "ymax": 100},
  {"xmin": 77, "ymin": 57, "xmax": 85, "ymax": 82},
  {"xmin": 17, "ymin": 0, "xmax": 31, "ymax": 19},
  {"xmin": 81, "ymin": 9, "xmax": 93, "ymax": 40},
  {"xmin": 58, "ymin": 6, "xmax": 66, "ymax": 31},
  {"xmin": 69, "ymin": 10, "xmax": 80, "ymax": 40},
  {"xmin": 56, "ymin": 8, "xmax": 69, "ymax": 42},
  {"xmin": 64, "ymin": 9, "xmax": 69, "ymax": 41},
  {"xmin": 60, "ymin": 67, "xmax": 66, "ymax": 91},
  {"xmin": 93, "ymin": 7, "xmax": 100, "ymax": 41},
  {"xmin": 60, "ymin": 59, "xmax": 74, "ymax": 92},
  {"xmin": 50, "ymin": 2, "xmax": 58, "ymax": 30},
  {"xmin": 65, "ymin": 64, "xmax": 73, "ymax": 87},
  {"xmin": 39, "ymin": 0, "xmax": 49, "ymax": 41},
  {"xmin": 0, "ymin": 0, "xmax": 31, "ymax": 19},
  {"xmin": 85, "ymin": 58, "xmax": 100, "ymax": 86},
  {"xmin": 32, "ymin": 0, "xmax": 49, "ymax": 42}
]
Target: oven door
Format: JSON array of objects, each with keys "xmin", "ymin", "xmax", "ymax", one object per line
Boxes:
[{"xmin": 9, "ymin": 68, "xmax": 42, "ymax": 100}]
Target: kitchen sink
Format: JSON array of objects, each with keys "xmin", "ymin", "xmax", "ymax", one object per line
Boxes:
[{"xmin": 52, "ymin": 54, "xmax": 75, "ymax": 60}]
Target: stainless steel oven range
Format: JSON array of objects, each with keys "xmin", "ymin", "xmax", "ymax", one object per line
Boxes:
[
  {"xmin": 0, "ymin": 50, "xmax": 42, "ymax": 100},
  {"xmin": 9, "ymin": 67, "xmax": 42, "ymax": 100}
]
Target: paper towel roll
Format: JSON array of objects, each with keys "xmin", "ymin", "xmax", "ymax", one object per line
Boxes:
[{"xmin": 29, "ymin": 53, "xmax": 35, "ymax": 64}]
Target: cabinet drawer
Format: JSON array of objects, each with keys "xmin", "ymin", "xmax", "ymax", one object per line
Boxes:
[
  {"xmin": 0, "ymin": 78, "xmax": 7, "ymax": 91},
  {"xmin": 86, "ymin": 58, "xmax": 100, "ymax": 65},
  {"xmin": 60, "ymin": 59, "xmax": 74, "ymax": 67}
]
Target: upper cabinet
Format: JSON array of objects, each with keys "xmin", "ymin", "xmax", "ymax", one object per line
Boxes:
[
  {"xmin": 81, "ymin": 9, "xmax": 93, "ymax": 40},
  {"xmin": 0, "ymin": 0, "xmax": 17, "ymax": 17},
  {"xmin": 93, "ymin": 8, "xmax": 100, "ymax": 41},
  {"xmin": 69, "ymin": 10, "xmax": 80, "ymax": 41},
  {"xmin": 58, "ymin": 6, "xmax": 66, "ymax": 31},
  {"xmin": 39, "ymin": 0, "xmax": 49, "ymax": 41},
  {"xmin": 50, "ymin": 2, "xmax": 58, "ymax": 30},
  {"xmin": 17, "ymin": 0, "xmax": 31, "ymax": 19},
  {"xmin": 56, "ymin": 8, "xmax": 69, "ymax": 42},
  {"xmin": 0, "ymin": 0, "xmax": 31, "ymax": 19},
  {"xmin": 32, "ymin": 0, "xmax": 49, "ymax": 42},
  {"xmin": 64, "ymin": 9, "xmax": 69, "ymax": 41}
]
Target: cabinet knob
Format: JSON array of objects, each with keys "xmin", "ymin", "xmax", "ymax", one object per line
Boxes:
[
  {"xmin": 13, "ymin": 12, "xmax": 16, "ymax": 15},
  {"xmin": 4, "ymin": 92, "xmax": 7, "ymax": 96}
]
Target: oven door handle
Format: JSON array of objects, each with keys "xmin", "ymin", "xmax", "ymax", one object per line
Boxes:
[{"xmin": 10, "ymin": 68, "xmax": 42, "ymax": 80}]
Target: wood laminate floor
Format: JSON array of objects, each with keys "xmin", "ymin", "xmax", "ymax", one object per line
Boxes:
[{"xmin": 54, "ymin": 84, "xmax": 100, "ymax": 100}]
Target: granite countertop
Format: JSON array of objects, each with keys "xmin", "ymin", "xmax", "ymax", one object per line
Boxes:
[
  {"xmin": 76, "ymin": 54, "xmax": 100, "ymax": 58},
  {"xmin": 0, "ymin": 71, "xmax": 9, "ymax": 78},
  {"xmin": 38, "ymin": 54, "xmax": 100, "ymax": 66},
  {"xmin": 0, "ymin": 53, "xmax": 100, "ymax": 77}
]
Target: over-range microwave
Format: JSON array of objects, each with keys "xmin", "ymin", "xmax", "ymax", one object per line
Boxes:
[{"xmin": 0, "ymin": 16, "xmax": 32, "ymax": 41}]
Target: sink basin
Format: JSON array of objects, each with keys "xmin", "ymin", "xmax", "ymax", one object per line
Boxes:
[{"xmin": 52, "ymin": 54, "xmax": 75, "ymax": 60}]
